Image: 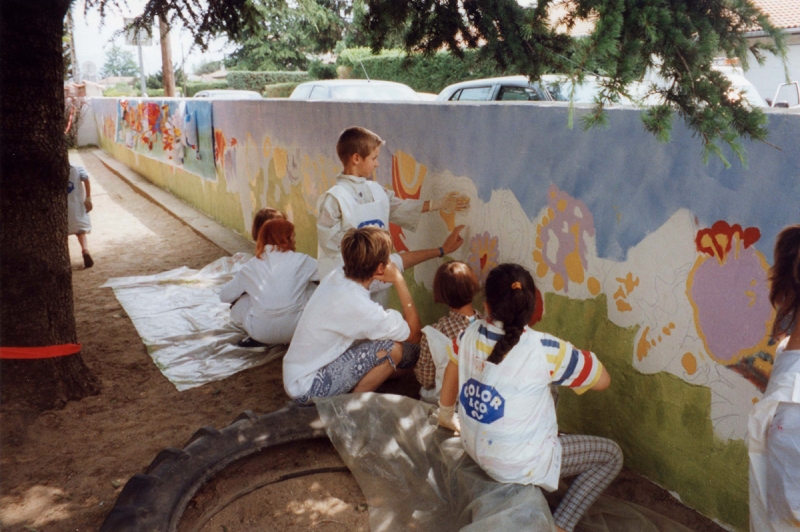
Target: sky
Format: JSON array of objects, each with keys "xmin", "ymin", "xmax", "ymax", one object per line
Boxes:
[{"xmin": 71, "ymin": 0, "xmax": 231, "ymax": 80}]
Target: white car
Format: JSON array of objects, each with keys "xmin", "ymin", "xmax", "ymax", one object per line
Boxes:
[
  {"xmin": 435, "ymin": 76, "xmax": 554, "ymax": 102},
  {"xmin": 289, "ymin": 79, "xmax": 422, "ymax": 101},
  {"xmin": 193, "ymin": 90, "xmax": 263, "ymax": 100}
]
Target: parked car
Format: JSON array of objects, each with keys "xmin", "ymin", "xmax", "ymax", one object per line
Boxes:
[
  {"xmin": 289, "ymin": 79, "xmax": 422, "ymax": 101},
  {"xmin": 194, "ymin": 90, "xmax": 263, "ymax": 100},
  {"xmin": 435, "ymin": 76, "xmax": 554, "ymax": 102}
]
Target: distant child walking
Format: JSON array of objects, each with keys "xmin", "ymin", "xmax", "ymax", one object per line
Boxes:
[
  {"xmin": 316, "ymin": 126, "xmax": 469, "ymax": 280},
  {"xmin": 283, "ymin": 227, "xmax": 421, "ymax": 402},
  {"xmin": 220, "ymin": 218, "xmax": 318, "ymax": 346},
  {"xmin": 68, "ymin": 164, "xmax": 94, "ymax": 268},
  {"xmin": 438, "ymin": 263, "xmax": 622, "ymax": 532}
]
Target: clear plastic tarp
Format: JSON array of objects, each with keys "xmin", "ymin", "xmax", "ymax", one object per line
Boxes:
[
  {"xmin": 316, "ymin": 393, "xmax": 696, "ymax": 532},
  {"xmin": 102, "ymin": 254, "xmax": 287, "ymax": 391}
]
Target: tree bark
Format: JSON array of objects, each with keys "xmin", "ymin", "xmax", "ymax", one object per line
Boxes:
[
  {"xmin": 0, "ymin": 0, "xmax": 100, "ymax": 410},
  {"xmin": 159, "ymin": 14, "xmax": 176, "ymax": 97}
]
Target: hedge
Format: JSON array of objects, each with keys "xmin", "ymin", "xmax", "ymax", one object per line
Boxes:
[
  {"xmin": 340, "ymin": 48, "xmax": 506, "ymax": 94},
  {"xmin": 227, "ymin": 71, "xmax": 311, "ymax": 92},
  {"xmin": 263, "ymin": 82, "xmax": 301, "ymax": 98},
  {"xmin": 185, "ymin": 81, "xmax": 229, "ymax": 97}
]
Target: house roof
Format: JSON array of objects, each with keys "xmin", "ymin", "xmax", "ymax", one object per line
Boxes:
[
  {"xmin": 750, "ymin": 0, "xmax": 800, "ymax": 32},
  {"xmin": 544, "ymin": 0, "xmax": 800, "ymax": 37}
]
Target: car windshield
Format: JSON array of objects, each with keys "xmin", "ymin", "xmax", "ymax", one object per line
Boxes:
[{"xmin": 329, "ymin": 84, "xmax": 419, "ymax": 101}]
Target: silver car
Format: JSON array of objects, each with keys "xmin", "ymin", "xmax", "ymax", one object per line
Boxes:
[
  {"xmin": 436, "ymin": 76, "xmax": 554, "ymax": 102},
  {"xmin": 289, "ymin": 79, "xmax": 422, "ymax": 101}
]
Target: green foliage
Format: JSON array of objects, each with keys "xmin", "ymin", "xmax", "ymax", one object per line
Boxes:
[
  {"xmin": 103, "ymin": 82, "xmax": 138, "ymax": 96},
  {"xmin": 227, "ymin": 71, "xmax": 311, "ymax": 91},
  {"xmin": 362, "ymin": 0, "xmax": 787, "ymax": 165},
  {"xmin": 193, "ymin": 59, "xmax": 222, "ymax": 75},
  {"xmin": 146, "ymin": 67, "xmax": 187, "ymax": 89},
  {"xmin": 263, "ymin": 81, "xmax": 301, "ymax": 97},
  {"xmin": 343, "ymin": 48, "xmax": 507, "ymax": 93},
  {"xmin": 100, "ymin": 44, "xmax": 139, "ymax": 78},
  {"xmin": 184, "ymin": 81, "xmax": 229, "ymax": 97},
  {"xmin": 308, "ymin": 60, "xmax": 337, "ymax": 80}
]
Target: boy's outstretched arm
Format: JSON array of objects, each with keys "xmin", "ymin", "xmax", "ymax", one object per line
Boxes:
[
  {"xmin": 591, "ymin": 366, "xmax": 611, "ymax": 391},
  {"xmin": 422, "ymin": 192, "xmax": 471, "ymax": 213},
  {"xmin": 398, "ymin": 225, "xmax": 465, "ymax": 270},
  {"xmin": 375, "ymin": 262, "xmax": 421, "ymax": 343}
]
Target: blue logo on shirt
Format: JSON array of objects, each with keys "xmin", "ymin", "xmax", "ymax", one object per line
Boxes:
[
  {"xmin": 460, "ymin": 378, "xmax": 505, "ymax": 424},
  {"xmin": 68, "ymin": 181, "xmax": 75, "ymax": 194},
  {"xmin": 357, "ymin": 219, "xmax": 386, "ymax": 229}
]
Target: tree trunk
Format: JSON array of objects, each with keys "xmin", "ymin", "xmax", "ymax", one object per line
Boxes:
[
  {"xmin": 0, "ymin": 0, "xmax": 100, "ymax": 410},
  {"xmin": 159, "ymin": 14, "xmax": 176, "ymax": 97}
]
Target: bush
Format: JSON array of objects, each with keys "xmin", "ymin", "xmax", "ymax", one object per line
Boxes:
[
  {"xmin": 227, "ymin": 71, "xmax": 311, "ymax": 91},
  {"xmin": 308, "ymin": 61, "xmax": 337, "ymax": 80},
  {"xmin": 342, "ymin": 49, "xmax": 506, "ymax": 94},
  {"xmin": 103, "ymin": 83, "xmax": 138, "ymax": 97},
  {"xmin": 184, "ymin": 81, "xmax": 229, "ymax": 97},
  {"xmin": 263, "ymin": 82, "xmax": 301, "ymax": 98}
]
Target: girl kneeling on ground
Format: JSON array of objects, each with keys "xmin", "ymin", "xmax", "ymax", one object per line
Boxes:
[
  {"xmin": 220, "ymin": 218, "xmax": 318, "ymax": 346},
  {"xmin": 438, "ymin": 263, "xmax": 623, "ymax": 532}
]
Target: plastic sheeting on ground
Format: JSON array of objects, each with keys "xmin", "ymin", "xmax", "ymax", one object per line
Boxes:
[
  {"xmin": 102, "ymin": 254, "xmax": 287, "ymax": 391},
  {"xmin": 316, "ymin": 393, "xmax": 696, "ymax": 532}
]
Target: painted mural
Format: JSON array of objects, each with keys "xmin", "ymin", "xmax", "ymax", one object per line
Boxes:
[
  {"xmin": 114, "ymin": 98, "xmax": 216, "ymax": 180},
  {"xmin": 91, "ymin": 97, "xmax": 800, "ymax": 530}
]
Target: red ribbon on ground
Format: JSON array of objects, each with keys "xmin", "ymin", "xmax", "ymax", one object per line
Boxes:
[{"xmin": 0, "ymin": 344, "xmax": 82, "ymax": 359}]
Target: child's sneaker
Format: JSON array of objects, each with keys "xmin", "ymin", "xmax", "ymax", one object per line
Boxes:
[
  {"xmin": 82, "ymin": 252, "xmax": 94, "ymax": 268},
  {"xmin": 237, "ymin": 336, "xmax": 268, "ymax": 351}
]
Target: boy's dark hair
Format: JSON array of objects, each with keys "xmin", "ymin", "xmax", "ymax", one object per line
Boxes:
[
  {"xmin": 336, "ymin": 126, "xmax": 384, "ymax": 166},
  {"xmin": 341, "ymin": 226, "xmax": 393, "ymax": 282},
  {"xmin": 484, "ymin": 264, "xmax": 537, "ymax": 364},
  {"xmin": 769, "ymin": 224, "xmax": 800, "ymax": 338},
  {"xmin": 433, "ymin": 261, "xmax": 479, "ymax": 309},
  {"xmin": 251, "ymin": 208, "xmax": 285, "ymax": 241}
]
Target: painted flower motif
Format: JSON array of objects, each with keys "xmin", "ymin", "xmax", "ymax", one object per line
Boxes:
[{"xmin": 468, "ymin": 231, "xmax": 499, "ymax": 284}]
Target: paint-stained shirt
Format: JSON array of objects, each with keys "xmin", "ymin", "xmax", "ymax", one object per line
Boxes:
[
  {"xmin": 450, "ymin": 320, "xmax": 604, "ymax": 490},
  {"xmin": 416, "ymin": 310, "xmax": 482, "ymax": 390}
]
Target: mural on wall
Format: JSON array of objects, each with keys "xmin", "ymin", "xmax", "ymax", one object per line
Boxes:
[
  {"xmin": 92, "ymin": 97, "xmax": 800, "ymax": 529},
  {"xmin": 115, "ymin": 99, "xmax": 216, "ymax": 180}
]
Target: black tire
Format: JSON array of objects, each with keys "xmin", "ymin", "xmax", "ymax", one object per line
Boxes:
[{"xmin": 100, "ymin": 404, "xmax": 327, "ymax": 532}]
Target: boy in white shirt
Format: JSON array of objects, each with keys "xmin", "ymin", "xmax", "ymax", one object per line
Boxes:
[
  {"xmin": 283, "ymin": 227, "xmax": 422, "ymax": 402},
  {"xmin": 316, "ymin": 126, "xmax": 469, "ymax": 279}
]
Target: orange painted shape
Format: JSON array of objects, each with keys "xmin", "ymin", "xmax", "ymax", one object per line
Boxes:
[
  {"xmin": 536, "ymin": 262, "xmax": 549, "ymax": 278},
  {"xmin": 613, "ymin": 287, "xmax": 626, "ymax": 300},
  {"xmin": 681, "ymin": 353, "xmax": 697, "ymax": 375},
  {"xmin": 636, "ymin": 327, "xmax": 652, "ymax": 361},
  {"xmin": 553, "ymin": 273, "xmax": 565, "ymax": 292},
  {"xmin": 587, "ymin": 277, "xmax": 601, "ymax": 296},
  {"xmin": 616, "ymin": 299, "xmax": 633, "ymax": 312}
]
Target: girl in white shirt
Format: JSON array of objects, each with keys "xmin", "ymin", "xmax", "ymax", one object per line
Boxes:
[{"xmin": 220, "ymin": 219, "xmax": 318, "ymax": 345}]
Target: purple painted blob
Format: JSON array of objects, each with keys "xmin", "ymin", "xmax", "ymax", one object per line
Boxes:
[{"xmin": 690, "ymin": 246, "xmax": 771, "ymax": 363}]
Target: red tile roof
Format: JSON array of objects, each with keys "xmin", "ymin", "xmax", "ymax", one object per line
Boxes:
[{"xmin": 751, "ymin": 0, "xmax": 800, "ymax": 31}]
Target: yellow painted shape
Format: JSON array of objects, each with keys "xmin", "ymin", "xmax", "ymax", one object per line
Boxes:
[
  {"xmin": 272, "ymin": 147, "xmax": 288, "ymax": 180},
  {"xmin": 557, "ymin": 198, "xmax": 567, "ymax": 212},
  {"xmin": 547, "ymin": 207, "xmax": 554, "ymax": 220},
  {"xmin": 536, "ymin": 262, "xmax": 549, "ymax": 278},
  {"xmin": 587, "ymin": 277, "xmax": 601, "ymax": 296},
  {"xmin": 439, "ymin": 209, "xmax": 456, "ymax": 231},
  {"xmin": 753, "ymin": 356, "xmax": 773, "ymax": 378},
  {"xmin": 262, "ymin": 136, "xmax": 272, "ymax": 158},
  {"xmin": 681, "ymin": 353, "xmax": 697, "ymax": 375},
  {"xmin": 613, "ymin": 287, "xmax": 626, "ymax": 300},
  {"xmin": 616, "ymin": 272, "xmax": 640, "ymax": 295},
  {"xmin": 564, "ymin": 223, "xmax": 585, "ymax": 284},
  {"xmin": 553, "ymin": 273, "xmax": 565, "ymax": 292},
  {"xmin": 616, "ymin": 299, "xmax": 633, "ymax": 312},
  {"xmin": 636, "ymin": 327, "xmax": 652, "ymax": 361},
  {"xmin": 662, "ymin": 326, "xmax": 672, "ymax": 336},
  {"xmin": 397, "ymin": 150, "xmax": 425, "ymax": 197},
  {"xmin": 752, "ymin": 397, "xmax": 759, "ymax": 404}
]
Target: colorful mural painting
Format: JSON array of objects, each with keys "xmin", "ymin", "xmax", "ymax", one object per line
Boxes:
[
  {"xmin": 115, "ymin": 98, "xmax": 216, "ymax": 180},
  {"xmin": 91, "ymin": 96, "xmax": 800, "ymax": 530}
]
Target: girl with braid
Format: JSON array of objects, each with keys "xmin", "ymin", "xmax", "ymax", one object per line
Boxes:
[{"xmin": 438, "ymin": 263, "xmax": 622, "ymax": 532}]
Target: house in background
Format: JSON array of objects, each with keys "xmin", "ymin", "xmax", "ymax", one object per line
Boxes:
[{"xmin": 744, "ymin": 0, "xmax": 800, "ymax": 104}]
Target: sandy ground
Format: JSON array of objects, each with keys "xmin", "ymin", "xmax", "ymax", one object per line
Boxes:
[{"xmin": 0, "ymin": 150, "xmax": 728, "ymax": 532}]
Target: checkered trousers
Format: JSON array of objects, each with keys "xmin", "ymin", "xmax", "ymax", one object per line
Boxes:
[{"xmin": 553, "ymin": 434, "xmax": 624, "ymax": 532}]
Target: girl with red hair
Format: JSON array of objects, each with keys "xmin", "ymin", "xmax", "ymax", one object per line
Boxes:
[{"xmin": 220, "ymin": 219, "xmax": 319, "ymax": 347}]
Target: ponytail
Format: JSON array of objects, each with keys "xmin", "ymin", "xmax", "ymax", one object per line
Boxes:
[{"xmin": 484, "ymin": 264, "xmax": 537, "ymax": 364}]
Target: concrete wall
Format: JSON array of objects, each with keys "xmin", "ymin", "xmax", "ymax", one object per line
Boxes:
[
  {"xmin": 90, "ymin": 96, "xmax": 800, "ymax": 530},
  {"xmin": 744, "ymin": 33, "xmax": 800, "ymax": 104}
]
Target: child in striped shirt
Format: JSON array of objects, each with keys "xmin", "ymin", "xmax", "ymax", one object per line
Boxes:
[{"xmin": 438, "ymin": 263, "xmax": 622, "ymax": 532}]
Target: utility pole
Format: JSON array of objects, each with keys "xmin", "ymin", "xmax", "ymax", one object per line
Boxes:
[{"xmin": 159, "ymin": 14, "xmax": 176, "ymax": 96}]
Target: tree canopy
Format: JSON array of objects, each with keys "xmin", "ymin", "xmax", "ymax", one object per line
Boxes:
[{"xmin": 101, "ymin": 44, "xmax": 139, "ymax": 78}]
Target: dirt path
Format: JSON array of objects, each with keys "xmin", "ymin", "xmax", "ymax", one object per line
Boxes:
[{"xmin": 0, "ymin": 149, "xmax": 727, "ymax": 532}]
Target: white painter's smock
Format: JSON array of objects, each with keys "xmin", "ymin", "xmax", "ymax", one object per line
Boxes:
[
  {"xmin": 67, "ymin": 165, "xmax": 91, "ymax": 235},
  {"xmin": 748, "ymin": 343, "xmax": 800, "ymax": 531}
]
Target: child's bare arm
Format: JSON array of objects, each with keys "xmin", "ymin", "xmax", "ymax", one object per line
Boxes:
[
  {"xmin": 591, "ymin": 366, "xmax": 611, "ymax": 391},
  {"xmin": 398, "ymin": 225, "xmax": 465, "ymax": 269},
  {"xmin": 83, "ymin": 179, "xmax": 92, "ymax": 212},
  {"xmin": 438, "ymin": 361, "xmax": 461, "ymax": 432},
  {"xmin": 375, "ymin": 262, "xmax": 421, "ymax": 343}
]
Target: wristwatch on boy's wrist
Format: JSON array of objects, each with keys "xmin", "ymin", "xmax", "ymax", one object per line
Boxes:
[{"xmin": 438, "ymin": 247, "xmax": 444, "ymax": 258}]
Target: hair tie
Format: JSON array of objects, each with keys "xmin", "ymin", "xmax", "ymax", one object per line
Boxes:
[{"xmin": 511, "ymin": 281, "xmax": 522, "ymax": 290}]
